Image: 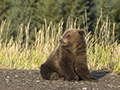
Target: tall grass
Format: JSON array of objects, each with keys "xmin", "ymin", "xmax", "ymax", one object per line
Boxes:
[
  {"xmin": 0, "ymin": 16, "xmax": 120, "ymax": 73},
  {"xmin": 87, "ymin": 15, "xmax": 120, "ymax": 72}
]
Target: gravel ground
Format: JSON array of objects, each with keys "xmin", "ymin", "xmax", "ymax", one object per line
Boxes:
[{"xmin": 0, "ymin": 69, "xmax": 120, "ymax": 90}]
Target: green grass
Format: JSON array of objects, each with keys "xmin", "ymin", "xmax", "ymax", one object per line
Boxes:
[{"xmin": 0, "ymin": 16, "xmax": 120, "ymax": 74}]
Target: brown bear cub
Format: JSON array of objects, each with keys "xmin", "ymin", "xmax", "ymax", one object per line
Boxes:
[{"xmin": 40, "ymin": 28, "xmax": 97, "ymax": 82}]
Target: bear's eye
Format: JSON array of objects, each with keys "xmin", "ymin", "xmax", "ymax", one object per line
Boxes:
[{"xmin": 66, "ymin": 35, "xmax": 71, "ymax": 38}]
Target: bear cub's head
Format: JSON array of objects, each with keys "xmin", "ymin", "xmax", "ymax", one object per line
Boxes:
[{"xmin": 60, "ymin": 28, "xmax": 86, "ymax": 48}]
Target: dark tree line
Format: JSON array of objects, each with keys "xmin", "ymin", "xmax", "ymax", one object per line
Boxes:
[{"xmin": 0, "ymin": 0, "xmax": 120, "ymax": 43}]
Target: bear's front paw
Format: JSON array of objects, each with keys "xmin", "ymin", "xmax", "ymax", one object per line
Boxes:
[
  {"xmin": 66, "ymin": 75, "xmax": 79, "ymax": 81},
  {"xmin": 50, "ymin": 72, "xmax": 59, "ymax": 80}
]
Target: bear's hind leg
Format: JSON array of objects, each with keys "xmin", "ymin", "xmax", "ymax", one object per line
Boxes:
[{"xmin": 40, "ymin": 64, "xmax": 59, "ymax": 80}]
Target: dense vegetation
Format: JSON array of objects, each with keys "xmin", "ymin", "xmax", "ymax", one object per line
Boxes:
[
  {"xmin": 0, "ymin": 0, "xmax": 120, "ymax": 73},
  {"xmin": 0, "ymin": 0, "xmax": 120, "ymax": 43}
]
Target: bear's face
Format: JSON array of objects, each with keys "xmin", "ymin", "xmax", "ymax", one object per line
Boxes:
[{"xmin": 60, "ymin": 29, "xmax": 86, "ymax": 48}]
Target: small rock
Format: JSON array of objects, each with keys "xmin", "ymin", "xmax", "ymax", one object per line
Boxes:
[
  {"xmin": 15, "ymin": 74, "xmax": 18, "ymax": 77},
  {"xmin": 3, "ymin": 71, "xmax": 6, "ymax": 73},
  {"xmin": 81, "ymin": 82, "xmax": 84, "ymax": 84},
  {"xmin": 82, "ymin": 87, "xmax": 87, "ymax": 90},
  {"xmin": 32, "ymin": 75, "xmax": 35, "ymax": 78},
  {"xmin": 36, "ymin": 80, "xmax": 40, "ymax": 83},
  {"xmin": 28, "ymin": 72, "xmax": 32, "ymax": 75},
  {"xmin": 6, "ymin": 78, "xmax": 9, "ymax": 82},
  {"xmin": 26, "ymin": 81, "xmax": 28, "ymax": 84},
  {"xmin": 17, "ymin": 86, "xmax": 19, "ymax": 88},
  {"xmin": 7, "ymin": 76, "xmax": 10, "ymax": 78},
  {"xmin": 16, "ymin": 80, "xmax": 20, "ymax": 82},
  {"xmin": 22, "ymin": 83, "xmax": 25, "ymax": 85}
]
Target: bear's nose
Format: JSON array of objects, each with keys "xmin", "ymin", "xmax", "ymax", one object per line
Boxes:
[{"xmin": 60, "ymin": 39, "xmax": 63, "ymax": 42}]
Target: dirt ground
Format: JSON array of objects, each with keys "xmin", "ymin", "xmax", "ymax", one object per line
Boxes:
[{"xmin": 0, "ymin": 69, "xmax": 120, "ymax": 90}]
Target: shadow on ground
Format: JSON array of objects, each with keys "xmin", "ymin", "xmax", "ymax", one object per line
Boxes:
[{"xmin": 91, "ymin": 69, "xmax": 113, "ymax": 79}]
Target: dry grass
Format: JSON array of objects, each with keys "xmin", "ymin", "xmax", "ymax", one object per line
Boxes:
[{"xmin": 0, "ymin": 16, "xmax": 119, "ymax": 73}]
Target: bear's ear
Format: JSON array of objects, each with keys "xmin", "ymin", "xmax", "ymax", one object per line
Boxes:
[{"xmin": 78, "ymin": 29, "xmax": 86, "ymax": 36}]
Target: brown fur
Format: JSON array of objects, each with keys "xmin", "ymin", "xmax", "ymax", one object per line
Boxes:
[{"xmin": 40, "ymin": 28, "xmax": 97, "ymax": 82}]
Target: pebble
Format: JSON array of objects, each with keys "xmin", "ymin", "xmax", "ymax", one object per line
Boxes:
[
  {"xmin": 22, "ymin": 83, "xmax": 25, "ymax": 85},
  {"xmin": 3, "ymin": 71, "xmax": 6, "ymax": 73},
  {"xmin": 17, "ymin": 86, "xmax": 19, "ymax": 88},
  {"xmin": 15, "ymin": 74, "xmax": 18, "ymax": 77},
  {"xmin": 6, "ymin": 78, "xmax": 9, "ymax": 82},
  {"xmin": 36, "ymin": 80, "xmax": 40, "ymax": 83},
  {"xmin": 16, "ymin": 80, "xmax": 20, "ymax": 82},
  {"xmin": 81, "ymin": 82, "xmax": 84, "ymax": 84},
  {"xmin": 26, "ymin": 81, "xmax": 28, "ymax": 84},
  {"xmin": 82, "ymin": 87, "xmax": 87, "ymax": 90},
  {"xmin": 28, "ymin": 72, "xmax": 32, "ymax": 75},
  {"xmin": 7, "ymin": 76, "xmax": 10, "ymax": 78},
  {"xmin": 32, "ymin": 75, "xmax": 35, "ymax": 78}
]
